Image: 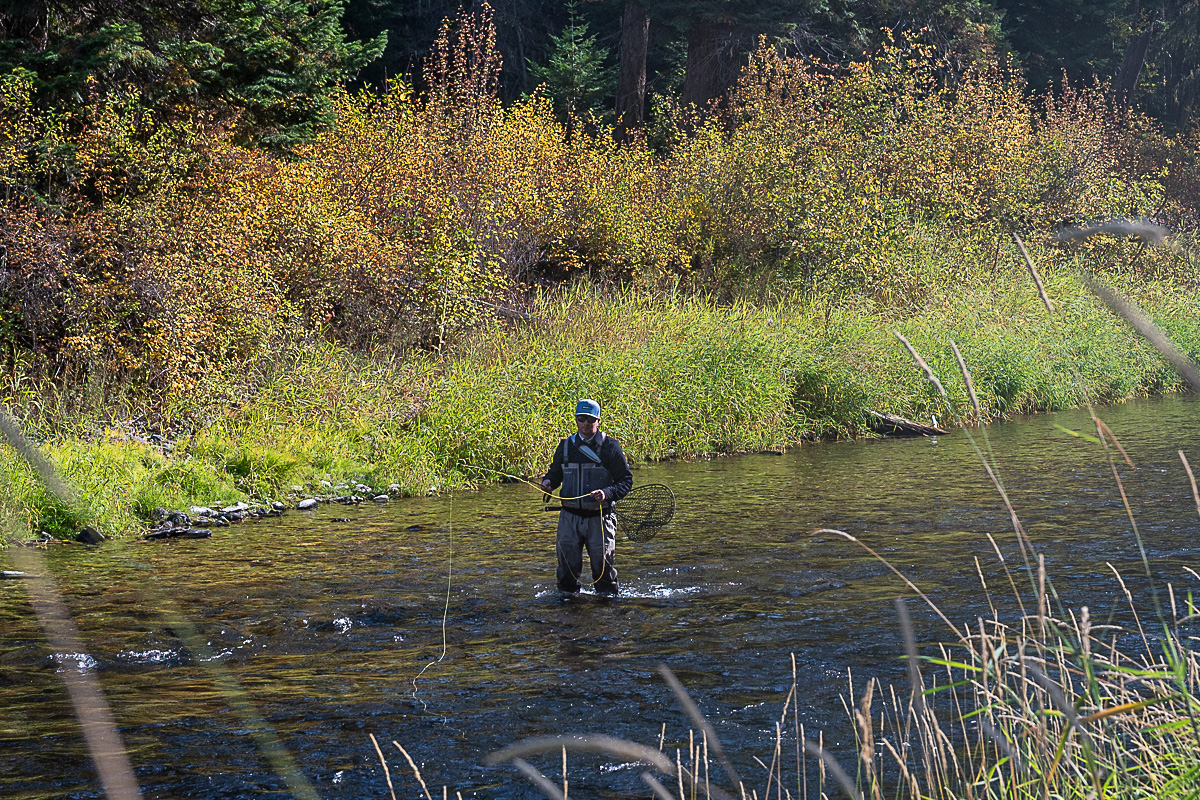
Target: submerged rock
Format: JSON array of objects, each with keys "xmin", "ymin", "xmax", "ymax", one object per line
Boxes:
[
  {"xmin": 145, "ymin": 526, "xmax": 212, "ymax": 540},
  {"xmin": 180, "ymin": 528, "xmax": 212, "ymax": 539}
]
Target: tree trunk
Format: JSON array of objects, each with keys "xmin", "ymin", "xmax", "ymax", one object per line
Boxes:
[
  {"xmin": 0, "ymin": 0, "xmax": 50, "ymax": 48},
  {"xmin": 1115, "ymin": 26, "xmax": 1154, "ymax": 109},
  {"xmin": 681, "ymin": 18, "xmax": 735, "ymax": 110},
  {"xmin": 614, "ymin": 2, "xmax": 649, "ymax": 142}
]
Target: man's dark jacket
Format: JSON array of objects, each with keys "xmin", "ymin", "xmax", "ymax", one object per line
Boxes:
[{"xmin": 543, "ymin": 431, "xmax": 633, "ymax": 513}]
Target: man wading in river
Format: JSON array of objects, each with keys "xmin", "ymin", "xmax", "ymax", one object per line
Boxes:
[{"xmin": 540, "ymin": 399, "xmax": 634, "ymax": 597}]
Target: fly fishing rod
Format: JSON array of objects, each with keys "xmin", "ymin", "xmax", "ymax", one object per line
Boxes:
[{"xmin": 459, "ymin": 463, "xmax": 676, "ymax": 542}]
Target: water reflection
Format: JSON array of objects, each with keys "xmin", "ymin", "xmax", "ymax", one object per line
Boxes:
[{"xmin": 3, "ymin": 396, "xmax": 1200, "ymax": 798}]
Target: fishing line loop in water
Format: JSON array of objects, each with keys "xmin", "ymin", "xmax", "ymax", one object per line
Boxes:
[{"xmin": 412, "ymin": 492, "xmax": 454, "ymax": 712}]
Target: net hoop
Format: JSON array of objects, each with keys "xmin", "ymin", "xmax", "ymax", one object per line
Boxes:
[{"xmin": 614, "ymin": 483, "xmax": 675, "ymax": 542}]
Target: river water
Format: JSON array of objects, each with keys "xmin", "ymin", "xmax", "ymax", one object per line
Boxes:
[{"xmin": 3, "ymin": 397, "xmax": 1200, "ymax": 799}]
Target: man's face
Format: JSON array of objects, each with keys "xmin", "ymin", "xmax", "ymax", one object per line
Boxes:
[{"xmin": 575, "ymin": 414, "xmax": 599, "ymax": 439}]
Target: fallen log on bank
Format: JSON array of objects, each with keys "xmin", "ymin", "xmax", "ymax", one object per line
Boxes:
[{"xmin": 868, "ymin": 411, "xmax": 948, "ymax": 437}]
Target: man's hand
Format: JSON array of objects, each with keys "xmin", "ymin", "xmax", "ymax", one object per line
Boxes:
[{"xmin": 590, "ymin": 488, "xmax": 605, "ymax": 502}]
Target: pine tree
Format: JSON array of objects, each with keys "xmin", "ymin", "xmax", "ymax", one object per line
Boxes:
[
  {"xmin": 0, "ymin": 0, "xmax": 386, "ymax": 150},
  {"xmin": 529, "ymin": 2, "xmax": 614, "ymax": 124}
]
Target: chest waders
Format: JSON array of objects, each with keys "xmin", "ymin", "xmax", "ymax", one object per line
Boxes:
[{"xmin": 555, "ymin": 435, "xmax": 619, "ymax": 595}]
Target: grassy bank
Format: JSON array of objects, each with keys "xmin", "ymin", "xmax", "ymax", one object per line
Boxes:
[
  {"xmin": 1, "ymin": 257, "xmax": 1194, "ymax": 541},
  {"xmin": 5, "ymin": 20, "xmax": 1200, "ymax": 541}
]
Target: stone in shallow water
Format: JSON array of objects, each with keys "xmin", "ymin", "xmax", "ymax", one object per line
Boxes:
[
  {"xmin": 189, "ymin": 506, "xmax": 214, "ymax": 518},
  {"xmin": 372, "ymin": 494, "xmax": 389, "ymax": 503},
  {"xmin": 76, "ymin": 527, "xmax": 105, "ymax": 545},
  {"xmin": 222, "ymin": 502, "xmax": 249, "ymax": 514},
  {"xmin": 297, "ymin": 498, "xmax": 319, "ymax": 510}
]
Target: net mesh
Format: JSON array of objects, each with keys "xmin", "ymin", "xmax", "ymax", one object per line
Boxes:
[{"xmin": 614, "ymin": 484, "xmax": 676, "ymax": 542}]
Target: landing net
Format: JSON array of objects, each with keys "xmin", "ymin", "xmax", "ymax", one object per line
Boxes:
[{"xmin": 615, "ymin": 483, "xmax": 675, "ymax": 542}]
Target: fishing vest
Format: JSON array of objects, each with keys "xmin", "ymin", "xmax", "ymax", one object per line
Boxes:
[{"xmin": 559, "ymin": 432, "xmax": 610, "ymax": 514}]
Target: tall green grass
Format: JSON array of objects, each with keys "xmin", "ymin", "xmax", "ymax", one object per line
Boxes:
[{"xmin": 0, "ymin": 260, "xmax": 1195, "ymax": 539}]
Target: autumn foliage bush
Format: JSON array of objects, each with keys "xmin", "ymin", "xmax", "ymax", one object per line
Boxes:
[{"xmin": 0, "ymin": 10, "xmax": 1193, "ymax": 416}]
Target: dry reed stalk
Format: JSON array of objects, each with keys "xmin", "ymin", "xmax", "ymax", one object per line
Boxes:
[
  {"xmin": 983, "ymin": 462, "xmax": 1034, "ymax": 572},
  {"xmin": 985, "ymin": 532, "xmax": 1028, "ymax": 619},
  {"xmin": 643, "ymin": 772, "xmax": 676, "ymax": 800},
  {"xmin": 789, "ymin": 654, "xmax": 800, "ymax": 800},
  {"xmin": 370, "ymin": 734, "xmax": 397, "ymax": 800},
  {"xmin": 0, "ymin": 404, "xmax": 77, "ymax": 506},
  {"xmin": 802, "ymin": 741, "xmax": 863, "ymax": 800},
  {"xmin": 813, "ymin": 529, "xmax": 961, "ymax": 635},
  {"xmin": 657, "ymin": 664, "xmax": 743, "ymax": 790},
  {"xmin": 677, "ymin": 749, "xmax": 686, "ymax": 800},
  {"xmin": 855, "ymin": 680, "xmax": 882, "ymax": 800},
  {"xmin": 949, "ymin": 339, "xmax": 981, "ymax": 423},
  {"xmin": 1106, "ymin": 564, "xmax": 1152, "ymax": 660},
  {"xmin": 934, "ymin": 649, "xmax": 969, "ymax": 792},
  {"xmin": 690, "ymin": 731, "xmax": 697, "ymax": 800},
  {"xmin": 1, "ymin": 405, "xmax": 145, "ymax": 798},
  {"xmin": 974, "ymin": 619, "xmax": 990, "ymax": 731},
  {"xmin": 1078, "ymin": 274, "xmax": 1200, "ymax": 393},
  {"xmin": 893, "ymin": 332, "xmax": 946, "ymax": 397},
  {"xmin": 512, "ymin": 758, "xmax": 567, "ymax": 800},
  {"xmin": 9, "ymin": 546, "xmax": 143, "ymax": 800},
  {"xmin": 1055, "ymin": 218, "xmax": 1171, "ymax": 247},
  {"xmin": 1025, "ymin": 660, "xmax": 1096, "ymax": 759},
  {"xmin": 883, "ymin": 684, "xmax": 916, "ymax": 790},
  {"xmin": 1037, "ymin": 554, "xmax": 1047, "ymax": 636},
  {"xmin": 895, "ymin": 332, "xmax": 1038, "ymax": 576},
  {"xmin": 1092, "ymin": 417, "xmax": 1134, "ymax": 469},
  {"xmin": 1012, "ymin": 233, "xmax": 1054, "ymax": 313},
  {"xmin": 798, "ymin": 722, "xmax": 806, "ymax": 800},
  {"xmin": 976, "ymin": 717, "xmax": 1027, "ymax": 777},
  {"xmin": 764, "ymin": 722, "xmax": 780, "ymax": 800},
  {"xmin": 1180, "ymin": 451, "xmax": 1200, "ymax": 519},
  {"xmin": 974, "ymin": 556, "xmax": 997, "ymax": 620},
  {"xmin": 393, "ymin": 740, "xmax": 435, "ymax": 800},
  {"xmin": 894, "ymin": 599, "xmax": 928, "ymax": 719},
  {"xmin": 703, "ymin": 731, "xmax": 711, "ymax": 800}
]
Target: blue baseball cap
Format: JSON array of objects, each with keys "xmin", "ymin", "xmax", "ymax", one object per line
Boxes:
[{"xmin": 575, "ymin": 398, "xmax": 601, "ymax": 419}]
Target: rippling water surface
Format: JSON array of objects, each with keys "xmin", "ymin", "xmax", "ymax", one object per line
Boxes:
[{"xmin": 4, "ymin": 397, "xmax": 1200, "ymax": 798}]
